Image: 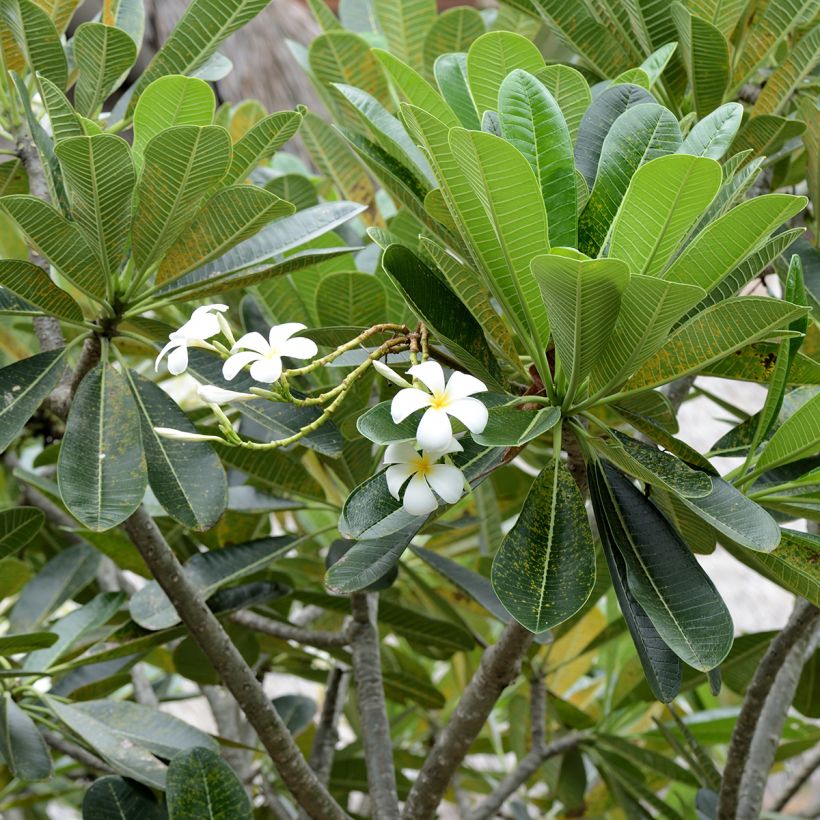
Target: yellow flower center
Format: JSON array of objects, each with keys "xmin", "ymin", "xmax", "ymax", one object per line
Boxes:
[
  {"xmin": 429, "ymin": 392, "xmax": 450, "ymax": 411},
  {"xmin": 414, "ymin": 454, "xmax": 432, "ymax": 477}
]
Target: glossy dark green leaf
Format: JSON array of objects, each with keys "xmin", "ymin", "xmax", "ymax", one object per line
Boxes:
[
  {"xmin": 0, "ymin": 693, "xmax": 52, "ymax": 780},
  {"xmin": 0, "ymin": 506, "xmax": 44, "ymax": 560},
  {"xmin": 0, "ymin": 349, "xmax": 67, "ymax": 452},
  {"xmin": 472, "ymin": 405, "xmax": 561, "ymax": 446},
  {"xmin": 58, "ymin": 364, "xmax": 147, "ymax": 531},
  {"xmin": 272, "ymin": 694, "xmax": 316, "ymax": 736},
  {"xmin": 492, "ymin": 457, "xmax": 596, "ymax": 633},
  {"xmin": 126, "ymin": 371, "xmax": 227, "ymax": 530},
  {"xmin": 325, "ymin": 531, "xmax": 414, "ymax": 593},
  {"xmin": 82, "ymin": 776, "xmax": 166, "ymax": 820},
  {"xmin": 166, "ymin": 747, "xmax": 252, "ymax": 820}
]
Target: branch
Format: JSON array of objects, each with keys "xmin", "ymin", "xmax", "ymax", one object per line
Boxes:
[
  {"xmin": 465, "ymin": 733, "xmax": 585, "ymax": 820},
  {"xmin": 349, "ymin": 593, "xmax": 399, "ymax": 819},
  {"xmin": 122, "ymin": 506, "xmax": 349, "ymax": 820},
  {"xmin": 44, "ymin": 731, "xmax": 114, "ymax": 775},
  {"xmin": 717, "ymin": 599, "xmax": 820, "ymax": 820},
  {"xmin": 663, "ymin": 375, "xmax": 696, "ymax": 414},
  {"xmin": 401, "ymin": 620, "xmax": 534, "ymax": 820},
  {"xmin": 769, "ymin": 743, "xmax": 820, "ymax": 812},
  {"xmin": 309, "ymin": 666, "xmax": 350, "ymax": 786},
  {"xmin": 230, "ymin": 610, "xmax": 351, "ymax": 649}
]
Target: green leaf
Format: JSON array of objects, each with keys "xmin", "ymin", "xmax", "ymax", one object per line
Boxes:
[
  {"xmin": 423, "ymin": 6, "xmax": 484, "ymax": 73},
  {"xmin": 594, "ymin": 463, "xmax": 733, "ymax": 670},
  {"xmin": 754, "ymin": 392, "xmax": 820, "ymax": 476},
  {"xmin": 0, "ymin": 693, "xmax": 51, "ymax": 780},
  {"xmin": 9, "ymin": 543, "xmax": 100, "ymax": 632},
  {"xmin": 129, "ymin": 535, "xmax": 295, "ymax": 630},
  {"xmin": 58, "ymin": 364, "xmax": 147, "ymax": 531},
  {"xmin": 0, "ymin": 631, "xmax": 55, "ymax": 652},
  {"xmin": 0, "ymin": 195, "xmax": 107, "ymax": 300},
  {"xmin": 125, "ymin": 371, "xmax": 227, "ymax": 531},
  {"xmin": 609, "ymin": 154, "xmax": 722, "ymax": 278},
  {"xmin": 498, "ymin": 69, "xmax": 577, "ymax": 247},
  {"xmin": 82, "ymin": 776, "xmax": 166, "ymax": 820},
  {"xmin": 492, "ymin": 456, "xmax": 595, "ymax": 633},
  {"xmin": 131, "ymin": 75, "xmax": 215, "ymax": 167},
  {"xmin": 466, "ymin": 31, "xmax": 544, "ymax": 117},
  {"xmin": 155, "ymin": 186, "xmax": 293, "ymax": 285},
  {"xmin": 166, "ymin": 747, "xmax": 251, "ymax": 820},
  {"xmin": 0, "ymin": 259, "xmax": 82, "ymax": 321},
  {"xmin": 73, "ymin": 22, "xmax": 137, "ymax": 117},
  {"xmin": 325, "ymin": 533, "xmax": 414, "ymax": 593},
  {"xmin": 315, "ymin": 270, "xmax": 386, "ymax": 327},
  {"xmin": 639, "ymin": 42, "xmax": 679, "ymax": 85},
  {"xmin": 0, "ymin": 0, "xmax": 67, "ymax": 88},
  {"xmin": 574, "ymin": 84, "xmax": 654, "ymax": 190},
  {"xmin": 729, "ymin": 115, "xmax": 807, "ymax": 163},
  {"xmin": 131, "ymin": 125, "xmax": 231, "ymax": 273},
  {"xmin": 373, "ymin": 0, "xmax": 436, "ymax": 74},
  {"xmin": 663, "ymin": 194, "xmax": 808, "ymax": 291},
  {"xmin": 0, "ymin": 506, "xmax": 43, "ymax": 562},
  {"xmin": 0, "ymin": 349, "xmax": 67, "ymax": 452},
  {"xmin": 433, "ymin": 52, "xmax": 480, "ymax": 130},
  {"xmin": 678, "ymin": 102, "xmax": 743, "ymax": 160},
  {"xmin": 55, "ymin": 134, "xmax": 135, "ymax": 283},
  {"xmin": 273, "ymin": 694, "xmax": 316, "ymax": 736},
  {"xmin": 671, "ymin": 3, "xmax": 729, "ymax": 118},
  {"xmin": 381, "ymin": 244, "xmax": 504, "ymax": 389},
  {"xmin": 535, "ymin": 65, "xmax": 590, "ymax": 146},
  {"xmin": 531, "ymin": 253, "xmax": 630, "ymax": 404},
  {"xmin": 622, "ymin": 297, "xmax": 807, "ymax": 393},
  {"xmin": 473, "ymin": 405, "xmax": 561, "ymax": 446},
  {"xmin": 676, "ymin": 477, "xmax": 781, "ymax": 552},
  {"xmin": 128, "ymin": 0, "xmax": 271, "ymax": 112},
  {"xmin": 38, "ymin": 76, "xmax": 83, "ymax": 142},
  {"xmin": 225, "ymin": 110, "xmax": 302, "ymax": 183},
  {"xmin": 579, "ymin": 104, "xmax": 682, "ymax": 256}
]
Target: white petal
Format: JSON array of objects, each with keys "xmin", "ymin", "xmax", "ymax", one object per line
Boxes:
[
  {"xmin": 155, "ymin": 338, "xmax": 180, "ymax": 371},
  {"xmin": 232, "ymin": 331, "xmax": 270, "ymax": 355},
  {"xmin": 269, "ymin": 322, "xmax": 307, "ymax": 344},
  {"xmin": 250, "ymin": 356, "xmax": 283, "ymax": 383},
  {"xmin": 373, "ymin": 360, "xmax": 413, "ymax": 388},
  {"xmin": 153, "ymin": 427, "xmax": 222, "ymax": 442},
  {"xmin": 197, "ymin": 384, "xmax": 255, "ymax": 404},
  {"xmin": 424, "ymin": 438, "xmax": 463, "ymax": 458},
  {"xmin": 402, "ymin": 474, "xmax": 438, "ymax": 516},
  {"xmin": 222, "ymin": 350, "xmax": 260, "ymax": 381},
  {"xmin": 167, "ymin": 344, "xmax": 189, "ymax": 375},
  {"xmin": 192, "ymin": 304, "xmax": 228, "ymax": 317},
  {"xmin": 426, "ymin": 463, "xmax": 465, "ymax": 504},
  {"xmin": 416, "ymin": 407, "xmax": 453, "ymax": 451},
  {"xmin": 447, "ymin": 397, "xmax": 489, "ymax": 434},
  {"xmin": 180, "ymin": 312, "xmax": 220, "ymax": 341},
  {"xmin": 384, "ymin": 442, "xmax": 420, "ymax": 465},
  {"xmin": 445, "ymin": 370, "xmax": 488, "ymax": 400},
  {"xmin": 280, "ymin": 336, "xmax": 318, "ymax": 361},
  {"xmin": 385, "ymin": 463, "xmax": 415, "ymax": 499},
  {"xmin": 408, "ymin": 361, "xmax": 446, "ymax": 395},
  {"xmin": 391, "ymin": 387, "xmax": 432, "ymax": 423}
]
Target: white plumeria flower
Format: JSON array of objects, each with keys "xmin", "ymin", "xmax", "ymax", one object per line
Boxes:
[
  {"xmin": 391, "ymin": 361, "xmax": 488, "ymax": 452},
  {"xmin": 373, "ymin": 359, "xmax": 412, "ymax": 388},
  {"xmin": 197, "ymin": 384, "xmax": 256, "ymax": 404},
  {"xmin": 384, "ymin": 440, "xmax": 465, "ymax": 516},
  {"xmin": 223, "ymin": 323, "xmax": 318, "ymax": 384},
  {"xmin": 155, "ymin": 304, "xmax": 229, "ymax": 375},
  {"xmin": 153, "ymin": 427, "xmax": 224, "ymax": 443}
]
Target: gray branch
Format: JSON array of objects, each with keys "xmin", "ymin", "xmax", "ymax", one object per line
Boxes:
[
  {"xmin": 122, "ymin": 506, "xmax": 349, "ymax": 820},
  {"xmin": 349, "ymin": 593, "xmax": 399, "ymax": 819},
  {"xmin": 230, "ymin": 609, "xmax": 351, "ymax": 649},
  {"xmin": 769, "ymin": 744, "xmax": 820, "ymax": 812},
  {"xmin": 718, "ymin": 599, "xmax": 820, "ymax": 820},
  {"xmin": 401, "ymin": 620, "xmax": 534, "ymax": 820},
  {"xmin": 44, "ymin": 731, "xmax": 114, "ymax": 775},
  {"xmin": 309, "ymin": 666, "xmax": 350, "ymax": 786}
]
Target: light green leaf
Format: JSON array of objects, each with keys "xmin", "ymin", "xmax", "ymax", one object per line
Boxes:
[
  {"xmin": 38, "ymin": 76, "xmax": 83, "ymax": 142},
  {"xmin": 0, "ymin": 631, "xmax": 55, "ymax": 652},
  {"xmin": 0, "ymin": 349, "xmax": 67, "ymax": 452},
  {"xmin": 579, "ymin": 104, "xmax": 681, "ymax": 256},
  {"xmin": 729, "ymin": 115, "xmax": 806, "ymax": 163},
  {"xmin": 58, "ymin": 364, "xmax": 147, "ymax": 531},
  {"xmin": 433, "ymin": 52, "xmax": 481, "ymax": 130},
  {"xmin": 609, "ymin": 154, "xmax": 722, "ymax": 278},
  {"xmin": 663, "ymin": 194, "xmax": 808, "ymax": 291},
  {"xmin": 623, "ymin": 297, "xmax": 807, "ymax": 393},
  {"xmin": 534, "ymin": 64, "xmax": 590, "ymax": 146},
  {"xmin": 315, "ymin": 270, "xmax": 386, "ymax": 328},
  {"xmin": 0, "ymin": 694, "xmax": 52, "ymax": 780},
  {"xmin": 55, "ymin": 134, "xmax": 135, "ymax": 283},
  {"xmin": 156, "ymin": 186, "xmax": 293, "ymax": 285},
  {"xmin": 492, "ymin": 457, "xmax": 596, "ymax": 633},
  {"xmin": 102, "ymin": 0, "xmax": 145, "ymax": 47},
  {"xmin": 686, "ymin": 0, "xmax": 744, "ymax": 37},
  {"xmin": 423, "ymin": 6, "xmax": 484, "ymax": 74},
  {"xmin": 678, "ymin": 103, "xmax": 743, "ymax": 160},
  {"xmin": 0, "ymin": 259, "xmax": 82, "ymax": 321},
  {"xmin": 225, "ymin": 110, "xmax": 302, "ymax": 183},
  {"xmin": 466, "ymin": 30, "xmax": 544, "ymax": 116},
  {"xmin": 0, "ymin": 0, "xmax": 67, "ymax": 88},
  {"xmin": 132, "ymin": 75, "xmax": 215, "ymax": 167},
  {"xmin": 131, "ymin": 125, "xmax": 231, "ymax": 273},
  {"xmin": 374, "ymin": 0, "xmax": 436, "ymax": 74},
  {"xmin": 499, "ymin": 69, "xmax": 577, "ymax": 247},
  {"xmin": 639, "ymin": 42, "xmax": 678, "ymax": 86},
  {"xmin": 531, "ymin": 253, "xmax": 630, "ymax": 404},
  {"xmin": 754, "ymin": 392, "xmax": 820, "ymax": 476},
  {"xmin": 0, "ymin": 506, "xmax": 44, "ymax": 561},
  {"xmin": 73, "ymin": 22, "xmax": 137, "ymax": 117}
]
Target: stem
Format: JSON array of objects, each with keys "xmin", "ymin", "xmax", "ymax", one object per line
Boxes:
[
  {"xmin": 349, "ymin": 593, "xmax": 399, "ymax": 819},
  {"xmin": 308, "ymin": 667, "xmax": 350, "ymax": 786},
  {"xmin": 122, "ymin": 506, "xmax": 349, "ymax": 820},
  {"xmin": 401, "ymin": 620, "xmax": 534, "ymax": 820},
  {"xmin": 230, "ymin": 610, "xmax": 351, "ymax": 649},
  {"xmin": 768, "ymin": 743, "xmax": 820, "ymax": 811}
]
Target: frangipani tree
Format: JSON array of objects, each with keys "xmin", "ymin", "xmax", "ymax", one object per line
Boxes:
[{"xmin": 0, "ymin": 0, "xmax": 817, "ymax": 818}]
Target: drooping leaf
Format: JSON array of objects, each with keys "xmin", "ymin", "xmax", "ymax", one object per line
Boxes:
[
  {"xmin": 492, "ymin": 456, "xmax": 596, "ymax": 633},
  {"xmin": 73, "ymin": 22, "xmax": 137, "ymax": 117},
  {"xmin": 82, "ymin": 776, "xmax": 166, "ymax": 820},
  {"xmin": 0, "ymin": 259, "xmax": 82, "ymax": 321},
  {"xmin": 0, "ymin": 693, "xmax": 52, "ymax": 780},
  {"xmin": 58, "ymin": 364, "xmax": 147, "ymax": 531},
  {"xmin": 678, "ymin": 103, "xmax": 743, "ymax": 159}
]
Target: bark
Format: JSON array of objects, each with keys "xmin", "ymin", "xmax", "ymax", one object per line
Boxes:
[
  {"xmin": 308, "ymin": 666, "xmax": 350, "ymax": 786},
  {"xmin": 349, "ymin": 593, "xmax": 399, "ymax": 819},
  {"xmin": 401, "ymin": 620, "xmax": 534, "ymax": 820},
  {"xmin": 231, "ymin": 609, "xmax": 351, "ymax": 648},
  {"xmin": 769, "ymin": 744, "xmax": 820, "ymax": 812},
  {"xmin": 44, "ymin": 731, "xmax": 115, "ymax": 774}
]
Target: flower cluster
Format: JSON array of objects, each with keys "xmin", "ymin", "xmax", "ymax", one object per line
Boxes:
[{"xmin": 384, "ymin": 361, "xmax": 488, "ymax": 516}]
